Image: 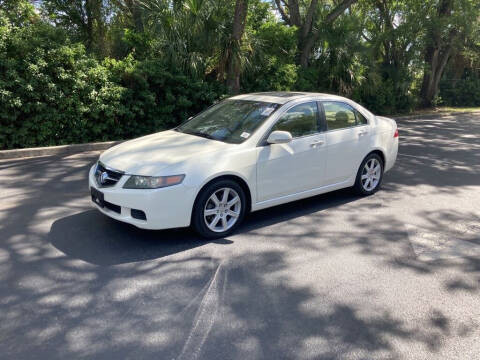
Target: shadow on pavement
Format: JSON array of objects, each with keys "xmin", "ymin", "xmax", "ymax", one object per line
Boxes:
[
  {"xmin": 2, "ymin": 113, "xmax": 480, "ymax": 359},
  {"xmin": 49, "ymin": 210, "xmax": 232, "ymax": 266},
  {"xmin": 49, "ymin": 188, "xmax": 360, "ymax": 266}
]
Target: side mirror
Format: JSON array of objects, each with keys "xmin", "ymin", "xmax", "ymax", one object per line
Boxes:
[{"xmin": 266, "ymin": 130, "xmax": 292, "ymax": 145}]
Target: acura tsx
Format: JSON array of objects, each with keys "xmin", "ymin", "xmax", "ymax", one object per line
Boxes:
[{"xmin": 89, "ymin": 92, "xmax": 398, "ymax": 238}]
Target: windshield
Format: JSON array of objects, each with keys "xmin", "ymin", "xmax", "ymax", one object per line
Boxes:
[{"xmin": 176, "ymin": 99, "xmax": 280, "ymax": 144}]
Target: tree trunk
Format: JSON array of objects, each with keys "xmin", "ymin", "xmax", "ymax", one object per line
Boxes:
[
  {"xmin": 226, "ymin": 0, "xmax": 248, "ymax": 94},
  {"xmin": 376, "ymin": 0, "xmax": 400, "ymax": 68},
  {"xmin": 420, "ymin": 45, "xmax": 453, "ymax": 107},
  {"xmin": 420, "ymin": 0, "xmax": 455, "ymax": 107},
  {"xmin": 298, "ymin": 0, "xmax": 318, "ymax": 67},
  {"xmin": 274, "ymin": 0, "xmax": 357, "ymax": 68},
  {"xmin": 299, "ymin": 36, "xmax": 315, "ymax": 68}
]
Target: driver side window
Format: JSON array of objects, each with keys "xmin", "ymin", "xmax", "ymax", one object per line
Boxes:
[{"xmin": 271, "ymin": 102, "xmax": 319, "ymax": 138}]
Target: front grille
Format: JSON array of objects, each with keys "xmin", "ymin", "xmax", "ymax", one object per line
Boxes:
[{"xmin": 94, "ymin": 161, "xmax": 124, "ymax": 187}]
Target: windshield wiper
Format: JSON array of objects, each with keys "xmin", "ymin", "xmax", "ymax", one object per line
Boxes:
[{"xmin": 184, "ymin": 130, "xmax": 218, "ymax": 141}]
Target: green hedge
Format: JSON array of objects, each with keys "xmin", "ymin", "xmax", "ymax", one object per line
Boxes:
[
  {"xmin": 439, "ymin": 75, "xmax": 480, "ymax": 107},
  {"xmin": 0, "ymin": 7, "xmax": 429, "ymax": 150},
  {"xmin": 0, "ymin": 17, "xmax": 224, "ymax": 150}
]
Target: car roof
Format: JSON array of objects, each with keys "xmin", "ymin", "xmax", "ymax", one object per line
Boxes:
[{"xmin": 230, "ymin": 91, "xmax": 349, "ymax": 105}]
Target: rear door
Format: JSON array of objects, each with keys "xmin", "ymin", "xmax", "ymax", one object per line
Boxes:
[
  {"xmin": 321, "ymin": 101, "xmax": 371, "ymax": 184},
  {"xmin": 256, "ymin": 101, "xmax": 327, "ymax": 202}
]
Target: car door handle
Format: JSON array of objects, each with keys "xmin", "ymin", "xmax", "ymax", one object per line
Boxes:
[
  {"xmin": 310, "ymin": 140, "xmax": 324, "ymax": 147},
  {"xmin": 358, "ymin": 130, "xmax": 369, "ymax": 137}
]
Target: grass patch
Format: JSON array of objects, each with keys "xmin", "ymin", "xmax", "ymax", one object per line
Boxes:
[
  {"xmin": 391, "ymin": 106, "xmax": 480, "ymax": 118},
  {"xmin": 434, "ymin": 106, "xmax": 480, "ymax": 113}
]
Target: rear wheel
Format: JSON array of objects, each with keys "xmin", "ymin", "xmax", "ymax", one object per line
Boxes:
[
  {"xmin": 192, "ymin": 179, "xmax": 247, "ymax": 238},
  {"xmin": 354, "ymin": 153, "xmax": 384, "ymax": 195}
]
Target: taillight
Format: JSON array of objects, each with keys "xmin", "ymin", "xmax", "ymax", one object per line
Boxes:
[{"xmin": 393, "ymin": 128, "xmax": 399, "ymax": 138}]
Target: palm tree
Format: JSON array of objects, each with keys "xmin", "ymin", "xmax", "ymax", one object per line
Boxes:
[{"xmin": 137, "ymin": 0, "xmax": 222, "ymax": 75}]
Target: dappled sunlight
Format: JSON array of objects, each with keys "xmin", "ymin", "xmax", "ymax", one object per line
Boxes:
[{"xmin": 1, "ymin": 113, "xmax": 480, "ymax": 358}]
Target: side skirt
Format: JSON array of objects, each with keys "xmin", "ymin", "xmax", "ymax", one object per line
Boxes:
[{"xmin": 251, "ymin": 179, "xmax": 354, "ymax": 212}]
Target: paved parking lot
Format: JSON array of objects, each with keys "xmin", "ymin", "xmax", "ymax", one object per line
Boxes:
[{"xmin": 1, "ymin": 113, "xmax": 479, "ymax": 359}]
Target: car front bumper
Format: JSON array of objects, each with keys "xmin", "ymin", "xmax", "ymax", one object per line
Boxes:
[{"xmin": 88, "ymin": 165, "xmax": 196, "ymax": 230}]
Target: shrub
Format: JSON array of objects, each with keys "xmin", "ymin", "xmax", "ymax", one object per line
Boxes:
[
  {"xmin": 0, "ymin": 17, "xmax": 124, "ymax": 149},
  {"xmin": 439, "ymin": 74, "xmax": 480, "ymax": 107},
  {"xmin": 242, "ymin": 21, "xmax": 298, "ymax": 92},
  {"xmin": 0, "ymin": 15, "xmax": 224, "ymax": 149},
  {"xmin": 353, "ymin": 77, "xmax": 417, "ymax": 115},
  {"xmin": 106, "ymin": 57, "xmax": 225, "ymax": 139}
]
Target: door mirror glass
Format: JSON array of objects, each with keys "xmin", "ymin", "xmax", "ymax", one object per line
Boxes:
[{"xmin": 267, "ymin": 130, "xmax": 293, "ymax": 144}]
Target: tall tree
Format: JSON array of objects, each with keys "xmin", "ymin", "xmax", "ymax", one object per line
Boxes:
[
  {"xmin": 0, "ymin": 0, "xmax": 38, "ymax": 26},
  {"xmin": 138, "ymin": 0, "xmax": 230, "ymax": 74},
  {"xmin": 419, "ymin": 0, "xmax": 479, "ymax": 107},
  {"xmin": 112, "ymin": 0, "xmax": 144, "ymax": 32},
  {"xmin": 420, "ymin": 0, "xmax": 456, "ymax": 107},
  {"xmin": 356, "ymin": 0, "xmax": 427, "ymax": 107},
  {"xmin": 126, "ymin": 0, "xmax": 144, "ymax": 32},
  {"xmin": 274, "ymin": 0, "xmax": 358, "ymax": 67},
  {"xmin": 226, "ymin": 0, "xmax": 248, "ymax": 93},
  {"xmin": 42, "ymin": 0, "xmax": 108, "ymax": 55}
]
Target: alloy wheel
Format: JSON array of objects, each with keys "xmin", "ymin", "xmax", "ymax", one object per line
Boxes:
[
  {"xmin": 203, "ymin": 187, "xmax": 241, "ymax": 233},
  {"xmin": 361, "ymin": 158, "xmax": 381, "ymax": 192}
]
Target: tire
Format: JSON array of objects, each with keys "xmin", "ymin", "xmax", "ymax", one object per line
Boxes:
[
  {"xmin": 192, "ymin": 179, "xmax": 247, "ymax": 239},
  {"xmin": 353, "ymin": 153, "xmax": 384, "ymax": 196}
]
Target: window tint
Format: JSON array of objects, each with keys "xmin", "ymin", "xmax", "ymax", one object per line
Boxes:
[
  {"xmin": 323, "ymin": 102, "xmax": 356, "ymax": 130},
  {"xmin": 271, "ymin": 102, "xmax": 319, "ymax": 138},
  {"xmin": 356, "ymin": 111, "xmax": 368, "ymax": 125}
]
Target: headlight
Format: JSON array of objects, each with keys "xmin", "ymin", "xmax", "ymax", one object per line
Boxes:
[{"xmin": 123, "ymin": 174, "xmax": 185, "ymax": 189}]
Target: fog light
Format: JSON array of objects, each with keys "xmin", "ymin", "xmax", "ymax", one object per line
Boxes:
[{"xmin": 131, "ymin": 209, "xmax": 146, "ymax": 221}]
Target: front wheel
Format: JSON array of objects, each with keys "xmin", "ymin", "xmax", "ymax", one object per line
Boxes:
[
  {"xmin": 192, "ymin": 179, "xmax": 247, "ymax": 239},
  {"xmin": 353, "ymin": 153, "xmax": 384, "ymax": 196}
]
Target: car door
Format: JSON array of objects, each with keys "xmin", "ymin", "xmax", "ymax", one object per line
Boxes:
[
  {"xmin": 321, "ymin": 101, "xmax": 371, "ymax": 184},
  {"xmin": 256, "ymin": 101, "xmax": 327, "ymax": 202}
]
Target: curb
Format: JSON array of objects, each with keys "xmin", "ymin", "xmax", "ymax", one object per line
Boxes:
[{"xmin": 0, "ymin": 141, "xmax": 122, "ymax": 160}]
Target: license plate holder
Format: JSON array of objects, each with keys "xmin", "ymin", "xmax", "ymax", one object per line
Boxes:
[{"xmin": 91, "ymin": 187, "xmax": 105, "ymax": 208}]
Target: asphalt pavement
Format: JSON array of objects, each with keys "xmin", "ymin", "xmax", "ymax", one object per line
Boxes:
[{"xmin": 1, "ymin": 113, "xmax": 479, "ymax": 359}]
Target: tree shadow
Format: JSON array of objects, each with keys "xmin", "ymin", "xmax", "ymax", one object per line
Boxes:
[
  {"xmin": 48, "ymin": 188, "xmax": 360, "ymax": 266},
  {"xmin": 2, "ymin": 113, "xmax": 480, "ymax": 359},
  {"xmin": 2, "ymin": 247, "xmax": 465, "ymax": 360},
  {"xmin": 387, "ymin": 113, "xmax": 480, "ymax": 191}
]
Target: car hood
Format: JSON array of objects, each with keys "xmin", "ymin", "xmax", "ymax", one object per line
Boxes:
[{"xmin": 99, "ymin": 130, "xmax": 230, "ymax": 176}]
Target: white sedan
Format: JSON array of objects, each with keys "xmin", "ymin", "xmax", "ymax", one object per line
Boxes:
[{"xmin": 89, "ymin": 92, "xmax": 398, "ymax": 238}]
